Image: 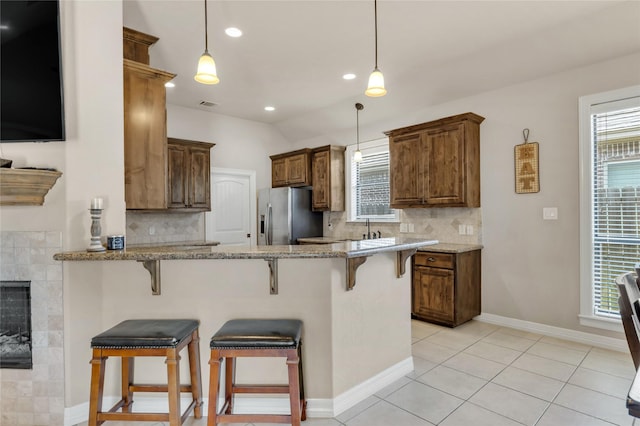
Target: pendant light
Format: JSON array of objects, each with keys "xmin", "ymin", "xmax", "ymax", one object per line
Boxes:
[
  {"xmin": 354, "ymin": 103, "xmax": 364, "ymax": 163},
  {"xmin": 194, "ymin": 0, "xmax": 219, "ymax": 84},
  {"xmin": 365, "ymin": 0, "xmax": 386, "ymax": 97}
]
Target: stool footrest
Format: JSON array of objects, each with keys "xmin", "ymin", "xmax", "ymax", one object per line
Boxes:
[
  {"xmin": 216, "ymin": 413, "xmax": 294, "ymax": 424},
  {"xmin": 129, "ymin": 384, "xmax": 195, "ymax": 393},
  {"xmin": 232, "ymin": 384, "xmax": 291, "ymax": 394},
  {"xmin": 98, "ymin": 412, "xmax": 170, "ymax": 422}
]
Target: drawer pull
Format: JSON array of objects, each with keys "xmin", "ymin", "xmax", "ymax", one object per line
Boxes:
[{"xmin": 428, "ymin": 257, "xmax": 436, "ymax": 262}]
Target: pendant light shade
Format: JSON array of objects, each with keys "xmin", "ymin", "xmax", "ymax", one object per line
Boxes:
[
  {"xmin": 365, "ymin": 0, "xmax": 386, "ymax": 97},
  {"xmin": 354, "ymin": 103, "xmax": 364, "ymax": 163},
  {"xmin": 365, "ymin": 67, "xmax": 386, "ymax": 97},
  {"xmin": 194, "ymin": 0, "xmax": 219, "ymax": 85}
]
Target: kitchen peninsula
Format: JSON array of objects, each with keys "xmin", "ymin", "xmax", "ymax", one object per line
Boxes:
[{"xmin": 55, "ymin": 238, "xmax": 438, "ymax": 420}]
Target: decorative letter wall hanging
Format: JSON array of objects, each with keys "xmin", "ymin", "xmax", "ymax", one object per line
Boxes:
[{"xmin": 514, "ymin": 129, "xmax": 540, "ymax": 194}]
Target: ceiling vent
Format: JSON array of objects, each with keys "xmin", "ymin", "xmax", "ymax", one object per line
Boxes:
[{"xmin": 199, "ymin": 100, "xmax": 217, "ymax": 108}]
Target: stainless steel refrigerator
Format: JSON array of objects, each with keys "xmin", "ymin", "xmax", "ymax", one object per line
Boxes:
[{"xmin": 257, "ymin": 187, "xmax": 323, "ymax": 245}]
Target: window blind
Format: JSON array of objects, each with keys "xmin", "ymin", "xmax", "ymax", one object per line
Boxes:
[
  {"xmin": 591, "ymin": 104, "xmax": 640, "ymax": 318},
  {"xmin": 351, "ymin": 151, "xmax": 394, "ymax": 219}
]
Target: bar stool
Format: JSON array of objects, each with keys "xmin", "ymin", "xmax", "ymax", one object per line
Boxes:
[
  {"xmin": 88, "ymin": 319, "xmax": 203, "ymax": 426},
  {"xmin": 208, "ymin": 319, "xmax": 306, "ymax": 426}
]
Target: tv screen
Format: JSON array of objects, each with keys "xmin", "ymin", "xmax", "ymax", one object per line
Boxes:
[{"xmin": 0, "ymin": 0, "xmax": 65, "ymax": 142}]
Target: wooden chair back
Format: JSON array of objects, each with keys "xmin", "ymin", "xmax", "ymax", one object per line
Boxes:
[{"xmin": 616, "ymin": 269, "xmax": 640, "ymax": 370}]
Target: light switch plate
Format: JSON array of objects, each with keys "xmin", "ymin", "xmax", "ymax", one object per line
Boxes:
[
  {"xmin": 543, "ymin": 207, "xmax": 558, "ymax": 220},
  {"xmin": 458, "ymin": 225, "xmax": 466, "ymax": 235},
  {"xmin": 408, "ymin": 223, "xmax": 415, "ymax": 232},
  {"xmin": 400, "ymin": 223, "xmax": 408, "ymax": 233}
]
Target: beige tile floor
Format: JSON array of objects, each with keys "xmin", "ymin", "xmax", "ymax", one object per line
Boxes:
[{"xmin": 79, "ymin": 319, "xmax": 638, "ymax": 426}]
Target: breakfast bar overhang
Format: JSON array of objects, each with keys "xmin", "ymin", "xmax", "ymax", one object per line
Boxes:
[{"xmin": 55, "ymin": 238, "xmax": 438, "ymax": 420}]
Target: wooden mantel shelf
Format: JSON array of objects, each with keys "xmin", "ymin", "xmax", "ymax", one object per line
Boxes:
[{"xmin": 0, "ymin": 168, "xmax": 63, "ymax": 205}]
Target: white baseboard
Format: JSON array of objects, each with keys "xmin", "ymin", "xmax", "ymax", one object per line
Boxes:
[
  {"xmin": 476, "ymin": 313, "xmax": 627, "ymax": 352},
  {"xmin": 64, "ymin": 357, "xmax": 413, "ymax": 425}
]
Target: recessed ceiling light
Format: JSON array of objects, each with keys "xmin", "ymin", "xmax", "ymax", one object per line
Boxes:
[
  {"xmin": 264, "ymin": 106, "xmax": 275, "ymax": 112},
  {"xmin": 343, "ymin": 73, "xmax": 356, "ymax": 80},
  {"xmin": 225, "ymin": 27, "xmax": 242, "ymax": 37},
  {"xmin": 165, "ymin": 81, "xmax": 175, "ymax": 88}
]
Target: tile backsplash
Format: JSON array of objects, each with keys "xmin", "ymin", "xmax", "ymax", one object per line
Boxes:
[
  {"xmin": 125, "ymin": 212, "xmax": 204, "ymax": 245},
  {"xmin": 324, "ymin": 208, "xmax": 482, "ymax": 245}
]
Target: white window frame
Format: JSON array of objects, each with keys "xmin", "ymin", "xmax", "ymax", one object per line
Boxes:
[
  {"xmin": 345, "ymin": 138, "xmax": 400, "ymax": 223},
  {"xmin": 578, "ymin": 85, "xmax": 640, "ymax": 332}
]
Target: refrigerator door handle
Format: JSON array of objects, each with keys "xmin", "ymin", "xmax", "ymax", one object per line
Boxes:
[{"xmin": 266, "ymin": 203, "xmax": 273, "ymax": 245}]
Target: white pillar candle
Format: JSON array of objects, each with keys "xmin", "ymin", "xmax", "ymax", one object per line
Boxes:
[{"xmin": 91, "ymin": 197, "xmax": 103, "ymax": 210}]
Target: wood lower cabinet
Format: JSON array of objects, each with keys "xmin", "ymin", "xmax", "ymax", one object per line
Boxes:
[
  {"xmin": 311, "ymin": 145, "xmax": 345, "ymax": 211},
  {"xmin": 412, "ymin": 250, "xmax": 481, "ymax": 327},
  {"xmin": 386, "ymin": 112, "xmax": 484, "ymax": 208},
  {"xmin": 167, "ymin": 138, "xmax": 215, "ymax": 211},
  {"xmin": 270, "ymin": 149, "xmax": 312, "ymax": 187}
]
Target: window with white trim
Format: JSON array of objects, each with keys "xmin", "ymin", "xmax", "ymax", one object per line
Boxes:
[
  {"xmin": 579, "ymin": 86, "xmax": 640, "ymax": 331},
  {"xmin": 345, "ymin": 139, "xmax": 399, "ymax": 222}
]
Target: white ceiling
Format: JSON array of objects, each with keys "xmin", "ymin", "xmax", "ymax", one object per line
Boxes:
[{"xmin": 123, "ymin": 0, "xmax": 640, "ymax": 141}]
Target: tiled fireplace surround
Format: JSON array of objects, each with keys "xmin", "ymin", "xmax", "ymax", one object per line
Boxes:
[{"xmin": 0, "ymin": 231, "xmax": 64, "ymax": 426}]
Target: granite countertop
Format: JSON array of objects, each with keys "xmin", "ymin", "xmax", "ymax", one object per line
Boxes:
[
  {"xmin": 297, "ymin": 236, "xmax": 352, "ymax": 244},
  {"xmin": 128, "ymin": 240, "xmax": 219, "ymax": 248},
  {"xmin": 418, "ymin": 242, "xmax": 483, "ymax": 253},
  {"xmin": 53, "ymin": 237, "xmax": 440, "ymax": 261}
]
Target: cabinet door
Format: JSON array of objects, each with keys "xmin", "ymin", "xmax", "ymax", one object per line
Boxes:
[
  {"xmin": 167, "ymin": 144, "xmax": 189, "ymax": 208},
  {"xmin": 272, "ymin": 158, "xmax": 288, "ymax": 187},
  {"xmin": 311, "ymin": 150, "xmax": 330, "ymax": 210},
  {"xmin": 286, "ymin": 154, "xmax": 309, "ymax": 186},
  {"xmin": 413, "ymin": 267, "xmax": 455, "ymax": 324},
  {"xmin": 390, "ymin": 133, "xmax": 423, "ymax": 207},
  {"xmin": 123, "ymin": 64, "xmax": 168, "ymax": 209},
  {"xmin": 189, "ymin": 147, "xmax": 211, "ymax": 209},
  {"xmin": 424, "ymin": 123, "xmax": 466, "ymax": 205}
]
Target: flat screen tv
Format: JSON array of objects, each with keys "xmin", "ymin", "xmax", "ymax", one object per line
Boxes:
[{"xmin": 1, "ymin": 0, "xmax": 65, "ymax": 142}]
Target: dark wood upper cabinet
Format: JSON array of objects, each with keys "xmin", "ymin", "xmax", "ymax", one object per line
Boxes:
[
  {"xmin": 167, "ymin": 138, "xmax": 215, "ymax": 211},
  {"xmin": 270, "ymin": 149, "xmax": 312, "ymax": 188},
  {"xmin": 311, "ymin": 145, "xmax": 345, "ymax": 212},
  {"xmin": 386, "ymin": 112, "xmax": 484, "ymax": 208},
  {"xmin": 123, "ymin": 27, "xmax": 213, "ymax": 211}
]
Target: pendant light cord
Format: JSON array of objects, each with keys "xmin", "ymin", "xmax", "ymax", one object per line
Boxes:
[
  {"xmin": 355, "ymin": 103, "xmax": 364, "ymax": 150},
  {"xmin": 374, "ymin": 0, "xmax": 378, "ymax": 69},
  {"xmin": 356, "ymin": 108, "xmax": 360, "ymax": 149},
  {"xmin": 204, "ymin": 0, "xmax": 209, "ymax": 52}
]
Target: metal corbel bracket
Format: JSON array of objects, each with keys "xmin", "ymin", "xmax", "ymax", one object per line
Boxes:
[
  {"xmin": 265, "ymin": 258, "xmax": 278, "ymax": 294},
  {"xmin": 138, "ymin": 260, "xmax": 161, "ymax": 295},
  {"xmin": 396, "ymin": 248, "xmax": 417, "ymax": 278},
  {"xmin": 346, "ymin": 256, "xmax": 368, "ymax": 291}
]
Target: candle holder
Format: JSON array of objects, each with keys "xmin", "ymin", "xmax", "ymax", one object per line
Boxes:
[{"xmin": 87, "ymin": 208, "xmax": 106, "ymax": 252}]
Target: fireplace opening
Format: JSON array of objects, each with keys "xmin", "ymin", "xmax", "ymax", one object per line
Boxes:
[{"xmin": 0, "ymin": 281, "xmax": 32, "ymax": 369}]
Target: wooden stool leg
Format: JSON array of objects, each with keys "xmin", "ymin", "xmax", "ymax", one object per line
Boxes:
[
  {"xmin": 208, "ymin": 350, "xmax": 222, "ymax": 426},
  {"xmin": 224, "ymin": 356, "xmax": 235, "ymax": 414},
  {"xmin": 88, "ymin": 349, "xmax": 106, "ymax": 426},
  {"xmin": 298, "ymin": 344, "xmax": 307, "ymax": 421},
  {"xmin": 120, "ymin": 356, "xmax": 134, "ymax": 412},
  {"xmin": 287, "ymin": 349, "xmax": 302, "ymax": 426},
  {"xmin": 187, "ymin": 330, "xmax": 203, "ymax": 418},
  {"xmin": 166, "ymin": 348, "xmax": 181, "ymax": 426}
]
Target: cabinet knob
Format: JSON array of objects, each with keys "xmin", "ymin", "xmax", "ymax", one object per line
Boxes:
[{"xmin": 427, "ymin": 257, "xmax": 436, "ymax": 262}]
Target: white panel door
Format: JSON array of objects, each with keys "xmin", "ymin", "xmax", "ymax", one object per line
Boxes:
[{"xmin": 206, "ymin": 169, "xmax": 255, "ymax": 246}]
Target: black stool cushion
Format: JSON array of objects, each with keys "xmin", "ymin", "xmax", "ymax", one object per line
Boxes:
[
  {"xmin": 91, "ymin": 319, "xmax": 199, "ymax": 348},
  {"xmin": 210, "ymin": 319, "xmax": 302, "ymax": 349}
]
